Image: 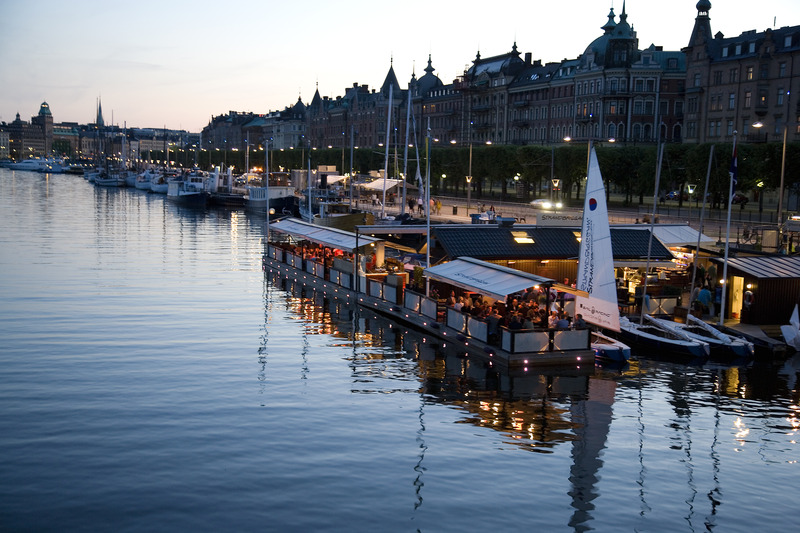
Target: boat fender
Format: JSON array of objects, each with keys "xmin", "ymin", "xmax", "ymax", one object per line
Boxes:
[{"xmin": 744, "ymin": 291, "xmax": 754, "ymax": 308}]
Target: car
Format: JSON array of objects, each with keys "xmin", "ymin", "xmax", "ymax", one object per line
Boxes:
[
  {"xmin": 665, "ymin": 190, "xmax": 688, "ymax": 201},
  {"xmin": 530, "ymin": 198, "xmax": 563, "ymax": 210},
  {"xmin": 731, "ymin": 193, "xmax": 749, "ymax": 205}
]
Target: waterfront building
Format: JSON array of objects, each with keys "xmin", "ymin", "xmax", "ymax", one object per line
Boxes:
[{"xmin": 683, "ymin": 0, "xmax": 800, "ymax": 144}]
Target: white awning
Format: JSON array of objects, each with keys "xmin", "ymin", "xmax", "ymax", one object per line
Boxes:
[
  {"xmin": 270, "ymin": 218, "xmax": 382, "ymax": 253},
  {"xmin": 424, "ymin": 257, "xmax": 556, "ymax": 302},
  {"xmin": 360, "ymin": 178, "xmax": 406, "ymax": 191}
]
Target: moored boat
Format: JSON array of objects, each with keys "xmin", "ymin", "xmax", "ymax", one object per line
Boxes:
[
  {"xmin": 616, "ymin": 315, "xmax": 710, "ymax": 362},
  {"xmin": 167, "ymin": 179, "xmax": 207, "ymax": 208},
  {"xmin": 649, "ymin": 314, "xmax": 754, "ymax": 360}
]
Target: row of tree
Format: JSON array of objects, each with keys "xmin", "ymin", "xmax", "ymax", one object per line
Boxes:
[{"xmin": 186, "ymin": 140, "xmax": 798, "ymax": 206}]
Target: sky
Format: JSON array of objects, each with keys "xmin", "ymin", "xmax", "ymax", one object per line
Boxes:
[{"xmin": 2, "ymin": 0, "xmax": 799, "ymax": 133}]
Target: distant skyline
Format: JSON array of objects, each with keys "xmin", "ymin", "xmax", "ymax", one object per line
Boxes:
[{"xmin": 2, "ymin": 0, "xmax": 799, "ymax": 133}]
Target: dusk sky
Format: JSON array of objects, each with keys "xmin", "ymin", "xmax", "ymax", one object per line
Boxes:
[{"xmin": 2, "ymin": 0, "xmax": 799, "ymax": 133}]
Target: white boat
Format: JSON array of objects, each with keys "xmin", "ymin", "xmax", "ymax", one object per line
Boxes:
[
  {"xmin": 9, "ymin": 158, "xmax": 63, "ymax": 173},
  {"xmin": 135, "ymin": 169, "xmax": 155, "ymax": 190},
  {"xmin": 94, "ymin": 169, "xmax": 126, "ymax": 187},
  {"xmin": 617, "ymin": 315, "xmax": 711, "ymax": 361},
  {"xmin": 167, "ymin": 179, "xmax": 207, "ymax": 208},
  {"xmin": 649, "ymin": 314, "xmax": 754, "ymax": 359},
  {"xmin": 780, "ymin": 304, "xmax": 800, "ymax": 352},
  {"xmin": 575, "ymin": 147, "xmax": 631, "ymax": 362}
]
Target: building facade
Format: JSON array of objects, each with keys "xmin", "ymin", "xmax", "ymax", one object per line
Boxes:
[{"xmin": 684, "ymin": 0, "xmax": 800, "ymax": 144}]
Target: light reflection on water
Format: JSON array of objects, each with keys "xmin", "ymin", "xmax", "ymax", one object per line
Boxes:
[{"xmin": 0, "ymin": 169, "xmax": 799, "ymax": 532}]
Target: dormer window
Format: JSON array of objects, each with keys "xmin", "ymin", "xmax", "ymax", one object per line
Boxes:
[
  {"xmin": 786, "ymin": 35, "xmax": 793, "ymax": 47},
  {"xmin": 722, "ymin": 47, "xmax": 729, "ymax": 57},
  {"xmin": 735, "ymin": 44, "xmax": 742, "ymax": 55},
  {"xmin": 749, "ymin": 42, "xmax": 755, "ymax": 53}
]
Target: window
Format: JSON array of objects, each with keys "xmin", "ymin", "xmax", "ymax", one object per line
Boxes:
[
  {"xmin": 735, "ymin": 44, "xmax": 742, "ymax": 55},
  {"xmin": 727, "ymin": 120, "xmax": 734, "ymax": 136},
  {"xmin": 713, "ymin": 71, "xmax": 723, "ymax": 85},
  {"xmin": 618, "ymin": 101, "xmax": 626, "ymax": 115},
  {"xmin": 687, "ymin": 97, "xmax": 698, "ymax": 113},
  {"xmin": 785, "ymin": 35, "xmax": 793, "ymax": 47},
  {"xmin": 635, "ymin": 79, "xmax": 644, "ymax": 92},
  {"xmin": 746, "ymin": 66, "xmax": 754, "ymax": 80},
  {"xmin": 647, "ymin": 80, "xmax": 655, "ymax": 92},
  {"xmin": 694, "ymin": 73, "xmax": 701, "ymax": 87},
  {"xmin": 778, "ymin": 88, "xmax": 785, "ymax": 106},
  {"xmin": 675, "ymin": 101, "xmax": 684, "ymax": 116},
  {"xmin": 744, "ymin": 91, "xmax": 752, "ymax": 108},
  {"xmin": 729, "ymin": 93, "xmax": 735, "ymax": 110},
  {"xmin": 759, "ymin": 90, "xmax": 768, "ymax": 107},
  {"xmin": 687, "ymin": 121, "xmax": 697, "ymax": 138},
  {"xmin": 780, "ymin": 62, "xmax": 787, "ymax": 77},
  {"xmin": 659, "ymin": 101, "xmax": 667, "ymax": 116},
  {"xmin": 634, "ymin": 101, "xmax": 643, "ymax": 115},
  {"xmin": 722, "ymin": 47, "xmax": 729, "ymax": 58},
  {"xmin": 760, "ymin": 64, "xmax": 769, "ymax": 79},
  {"xmin": 645, "ymin": 101, "xmax": 654, "ymax": 115},
  {"xmin": 749, "ymin": 42, "xmax": 755, "ymax": 53},
  {"xmin": 729, "ymin": 68, "xmax": 738, "ymax": 83}
]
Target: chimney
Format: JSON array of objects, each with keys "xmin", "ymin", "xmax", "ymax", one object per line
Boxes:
[{"xmin": 525, "ymin": 52, "xmax": 532, "ymax": 65}]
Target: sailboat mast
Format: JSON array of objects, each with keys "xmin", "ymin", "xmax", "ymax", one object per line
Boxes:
[
  {"xmin": 719, "ymin": 133, "xmax": 738, "ymax": 326},
  {"xmin": 402, "ymin": 91, "xmax": 412, "ymax": 215},
  {"xmin": 689, "ymin": 145, "xmax": 715, "ymax": 305},
  {"xmin": 639, "ymin": 142, "xmax": 665, "ymax": 325},
  {"xmin": 381, "ymin": 84, "xmax": 393, "ymax": 219}
]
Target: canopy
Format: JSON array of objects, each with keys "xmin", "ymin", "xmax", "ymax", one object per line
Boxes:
[
  {"xmin": 360, "ymin": 178, "xmax": 408, "ymax": 191},
  {"xmin": 424, "ymin": 257, "xmax": 557, "ymax": 302},
  {"xmin": 270, "ymin": 218, "xmax": 382, "ymax": 253}
]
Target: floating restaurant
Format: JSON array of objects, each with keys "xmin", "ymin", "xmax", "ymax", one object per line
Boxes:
[{"xmin": 261, "ymin": 217, "xmax": 706, "ymax": 367}]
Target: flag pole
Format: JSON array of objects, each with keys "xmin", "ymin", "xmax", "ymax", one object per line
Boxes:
[{"xmin": 719, "ymin": 132, "xmax": 737, "ymax": 326}]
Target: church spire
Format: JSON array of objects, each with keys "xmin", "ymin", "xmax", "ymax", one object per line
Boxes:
[{"xmin": 96, "ymin": 97, "xmax": 104, "ymax": 127}]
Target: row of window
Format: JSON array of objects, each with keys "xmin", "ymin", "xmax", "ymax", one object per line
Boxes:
[{"xmin": 703, "ymin": 61, "xmax": 789, "ymax": 87}]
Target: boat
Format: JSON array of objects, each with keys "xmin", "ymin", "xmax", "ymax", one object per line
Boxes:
[
  {"xmin": 93, "ymin": 168, "xmax": 127, "ymax": 187},
  {"xmin": 246, "ymin": 171, "xmax": 296, "ymax": 216},
  {"xmin": 135, "ymin": 169, "xmax": 155, "ymax": 190},
  {"xmin": 64, "ymin": 164, "xmax": 85, "ymax": 175},
  {"xmin": 617, "ymin": 315, "xmax": 710, "ymax": 362},
  {"xmin": 167, "ymin": 178, "xmax": 207, "ymax": 208},
  {"xmin": 574, "ymin": 147, "xmax": 631, "ymax": 363},
  {"xmin": 207, "ymin": 168, "xmax": 246, "ymax": 208},
  {"xmin": 780, "ymin": 304, "xmax": 800, "ymax": 352},
  {"xmin": 649, "ymin": 314, "xmax": 754, "ymax": 360},
  {"xmin": 9, "ymin": 158, "xmax": 62, "ymax": 173}
]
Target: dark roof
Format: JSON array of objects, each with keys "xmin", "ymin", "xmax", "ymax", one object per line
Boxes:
[
  {"xmin": 710, "ymin": 255, "xmax": 800, "ymax": 279},
  {"xmin": 432, "ymin": 225, "xmax": 673, "ymax": 261}
]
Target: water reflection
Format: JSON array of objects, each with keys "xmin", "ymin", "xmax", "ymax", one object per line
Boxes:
[{"xmin": 264, "ymin": 272, "xmax": 800, "ymax": 530}]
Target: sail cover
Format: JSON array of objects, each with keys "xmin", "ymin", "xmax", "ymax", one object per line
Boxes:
[{"xmin": 575, "ymin": 148, "xmax": 621, "ymax": 331}]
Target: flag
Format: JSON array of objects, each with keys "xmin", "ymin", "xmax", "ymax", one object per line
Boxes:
[{"xmin": 729, "ymin": 145, "xmax": 738, "ymax": 191}]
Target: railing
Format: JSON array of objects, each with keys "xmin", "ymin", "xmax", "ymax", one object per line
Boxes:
[{"xmin": 265, "ymin": 246, "xmax": 591, "ymax": 356}]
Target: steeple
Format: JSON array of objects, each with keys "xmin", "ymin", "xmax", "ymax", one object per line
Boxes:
[
  {"xmin": 602, "ymin": 7, "xmax": 616, "ymax": 34},
  {"xmin": 96, "ymin": 98, "xmax": 104, "ymax": 127},
  {"xmin": 688, "ymin": 0, "xmax": 713, "ymax": 49},
  {"xmin": 380, "ymin": 58, "xmax": 401, "ymax": 97}
]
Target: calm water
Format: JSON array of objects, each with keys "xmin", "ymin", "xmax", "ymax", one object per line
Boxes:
[{"xmin": 1, "ymin": 168, "xmax": 798, "ymax": 532}]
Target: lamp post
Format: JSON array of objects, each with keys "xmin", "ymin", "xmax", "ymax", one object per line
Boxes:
[
  {"xmin": 466, "ymin": 120, "xmax": 473, "ymax": 211},
  {"xmin": 440, "ymin": 173, "xmax": 446, "ymax": 194},
  {"xmin": 687, "ymin": 183, "xmax": 697, "ymax": 225}
]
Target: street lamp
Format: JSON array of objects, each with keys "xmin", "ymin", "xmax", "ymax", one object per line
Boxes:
[
  {"xmin": 440, "ymin": 173, "xmax": 446, "ymax": 194},
  {"xmin": 687, "ymin": 183, "xmax": 697, "ymax": 224}
]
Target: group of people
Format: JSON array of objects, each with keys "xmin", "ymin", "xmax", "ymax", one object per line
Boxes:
[{"xmin": 444, "ymin": 285, "xmax": 587, "ymax": 344}]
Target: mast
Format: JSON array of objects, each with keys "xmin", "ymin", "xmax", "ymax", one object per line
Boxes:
[
  {"xmin": 381, "ymin": 84, "xmax": 393, "ymax": 219},
  {"xmin": 689, "ymin": 145, "xmax": 714, "ymax": 306},
  {"xmin": 402, "ymin": 91, "xmax": 412, "ymax": 215},
  {"xmin": 425, "ymin": 118, "xmax": 431, "ymax": 297},
  {"xmin": 639, "ymin": 142, "xmax": 665, "ymax": 325},
  {"xmin": 719, "ymin": 133, "xmax": 737, "ymax": 326}
]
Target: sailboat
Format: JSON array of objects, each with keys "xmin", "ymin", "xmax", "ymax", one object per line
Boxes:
[
  {"xmin": 780, "ymin": 304, "xmax": 800, "ymax": 352},
  {"xmin": 575, "ymin": 147, "xmax": 630, "ymax": 362},
  {"xmin": 649, "ymin": 314, "xmax": 754, "ymax": 360}
]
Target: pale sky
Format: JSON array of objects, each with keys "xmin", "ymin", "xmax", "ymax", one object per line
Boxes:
[{"xmin": 2, "ymin": 0, "xmax": 798, "ymax": 133}]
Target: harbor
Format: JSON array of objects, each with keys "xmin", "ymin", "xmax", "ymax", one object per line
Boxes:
[{"xmin": 3, "ymin": 167, "xmax": 800, "ymax": 531}]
